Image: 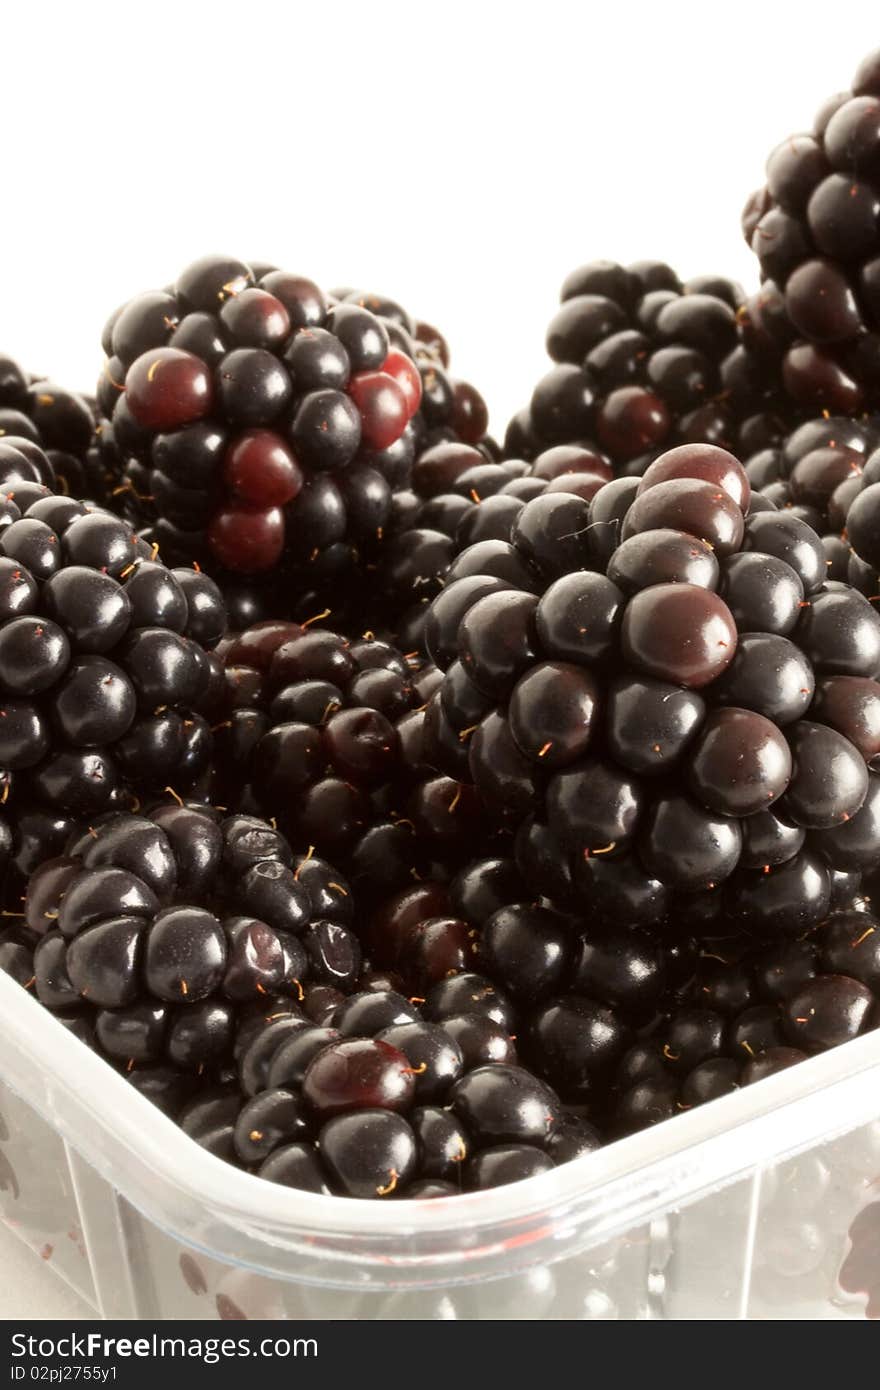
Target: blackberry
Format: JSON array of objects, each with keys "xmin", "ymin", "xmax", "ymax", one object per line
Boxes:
[
  {"xmin": 222, "ymin": 987, "xmax": 580, "ymax": 1198},
  {"xmin": 211, "ymin": 618, "xmax": 488, "ymax": 898},
  {"xmin": 373, "ymin": 444, "xmax": 553, "ymax": 643},
  {"xmin": 820, "ymin": 426, "xmax": 880, "ymax": 584},
  {"xmin": 22, "ymin": 804, "xmax": 360, "ymax": 1075},
  {"xmin": 742, "ymin": 414, "xmax": 878, "ymax": 581},
  {"xmin": 0, "ymin": 355, "xmax": 103, "ymax": 500},
  {"xmin": 504, "ymin": 261, "xmax": 790, "ymax": 474},
  {"xmin": 0, "ymin": 920, "xmax": 36, "ymax": 989},
  {"xmin": 365, "ymin": 858, "xmax": 680, "ymax": 1109},
  {"xmin": 610, "ymin": 900, "xmax": 880, "ymax": 1133},
  {"xmin": 743, "ymin": 48, "xmax": 880, "ymax": 414},
  {"xmin": 427, "ymin": 442, "xmax": 880, "ymax": 939},
  {"xmin": 0, "ymin": 456, "xmax": 226, "ymax": 871},
  {"xmin": 98, "ymin": 259, "xmax": 489, "ymax": 627}
]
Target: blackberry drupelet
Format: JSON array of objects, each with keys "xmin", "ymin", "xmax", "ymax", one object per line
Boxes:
[
  {"xmin": 22, "ymin": 805, "xmax": 361, "ymax": 1075},
  {"xmin": 0, "ymin": 447, "xmax": 226, "ymax": 876},
  {"xmin": 742, "ymin": 49, "xmax": 880, "ymax": 414},
  {"xmin": 426, "ymin": 442, "xmax": 880, "ymax": 940},
  {"xmin": 504, "ymin": 260, "xmax": 790, "ymax": 474}
]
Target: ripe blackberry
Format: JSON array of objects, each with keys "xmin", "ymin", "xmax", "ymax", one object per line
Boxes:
[
  {"xmin": 611, "ymin": 901, "xmax": 880, "ymax": 1133},
  {"xmin": 373, "ymin": 443, "xmax": 551, "ymax": 643},
  {"xmin": 210, "ymin": 618, "xmax": 488, "ymax": 897},
  {"xmin": 504, "ymin": 261, "xmax": 790, "ymax": 474},
  {"xmin": 98, "ymin": 258, "xmax": 489, "ymax": 627},
  {"xmin": 364, "ymin": 857, "xmax": 681, "ymax": 1111},
  {"xmin": 427, "ymin": 442, "xmax": 880, "ymax": 940},
  {"xmin": 0, "ymin": 454, "xmax": 226, "ymax": 871},
  {"xmin": 0, "ymin": 354, "xmax": 104, "ymax": 500},
  {"xmin": 742, "ymin": 49, "xmax": 880, "ymax": 414},
  {"xmin": 21, "ymin": 805, "xmax": 361, "ymax": 1076},
  {"xmin": 822, "ymin": 428, "xmax": 880, "ymax": 589},
  {"xmin": 742, "ymin": 413, "xmax": 877, "ymax": 579},
  {"xmin": 220, "ymin": 987, "xmax": 582, "ymax": 1198},
  {"xmin": 376, "ymin": 441, "xmax": 622, "ymax": 648}
]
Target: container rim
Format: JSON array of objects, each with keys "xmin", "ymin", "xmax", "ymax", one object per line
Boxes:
[{"xmin": 4, "ymin": 970, "xmax": 880, "ymax": 1256}]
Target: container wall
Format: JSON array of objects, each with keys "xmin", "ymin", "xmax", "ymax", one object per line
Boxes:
[
  {"xmin": 3, "ymin": 1075, "xmax": 880, "ymax": 1320},
  {"xmin": 4, "ymin": 959, "xmax": 880, "ymax": 1322},
  {"xmin": 0, "ymin": 1080, "xmax": 98, "ymax": 1311},
  {"xmin": 745, "ymin": 1118, "xmax": 880, "ymax": 1319},
  {"xmin": 664, "ymin": 1172, "xmax": 761, "ymax": 1318},
  {"xmin": 116, "ymin": 1211, "xmax": 652, "ymax": 1320}
]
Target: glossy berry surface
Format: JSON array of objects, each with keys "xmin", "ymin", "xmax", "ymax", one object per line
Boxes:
[
  {"xmin": 505, "ymin": 261, "xmax": 782, "ymax": 472},
  {"xmin": 743, "ymin": 50, "xmax": 880, "ymax": 415},
  {"xmin": 0, "ymin": 466, "xmax": 225, "ymax": 844},
  {"xmin": 426, "ymin": 440, "xmax": 879, "ymax": 939}
]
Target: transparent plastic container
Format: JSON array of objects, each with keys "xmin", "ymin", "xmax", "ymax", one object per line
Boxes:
[{"xmin": 2, "ymin": 970, "xmax": 880, "ymax": 1321}]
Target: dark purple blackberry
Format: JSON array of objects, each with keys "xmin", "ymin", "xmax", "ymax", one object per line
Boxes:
[
  {"xmin": 609, "ymin": 899, "xmax": 880, "ymax": 1133},
  {"xmin": 427, "ymin": 442, "xmax": 880, "ymax": 939},
  {"xmin": 743, "ymin": 49, "xmax": 880, "ymax": 415},
  {"xmin": 0, "ymin": 464, "xmax": 226, "ymax": 877},
  {"xmin": 223, "ymin": 986, "xmax": 583, "ymax": 1198},
  {"xmin": 21, "ymin": 805, "xmax": 360, "ymax": 1078},
  {"xmin": 369, "ymin": 442, "xmax": 567, "ymax": 645},
  {"xmin": 504, "ymin": 261, "xmax": 791, "ymax": 474},
  {"xmin": 0, "ymin": 920, "xmax": 36, "ymax": 989},
  {"xmin": 742, "ymin": 414, "xmax": 878, "ymax": 580},
  {"xmin": 0, "ymin": 357, "xmax": 103, "ymax": 500},
  {"xmin": 211, "ymin": 619, "xmax": 490, "ymax": 897},
  {"xmin": 97, "ymin": 260, "xmax": 491, "ymax": 628}
]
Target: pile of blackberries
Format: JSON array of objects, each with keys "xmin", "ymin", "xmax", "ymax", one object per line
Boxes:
[{"xmin": 5, "ymin": 48, "xmax": 880, "ymax": 1204}]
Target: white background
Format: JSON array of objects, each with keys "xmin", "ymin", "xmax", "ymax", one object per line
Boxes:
[{"xmin": 2, "ymin": 0, "xmax": 879, "ymax": 1319}]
